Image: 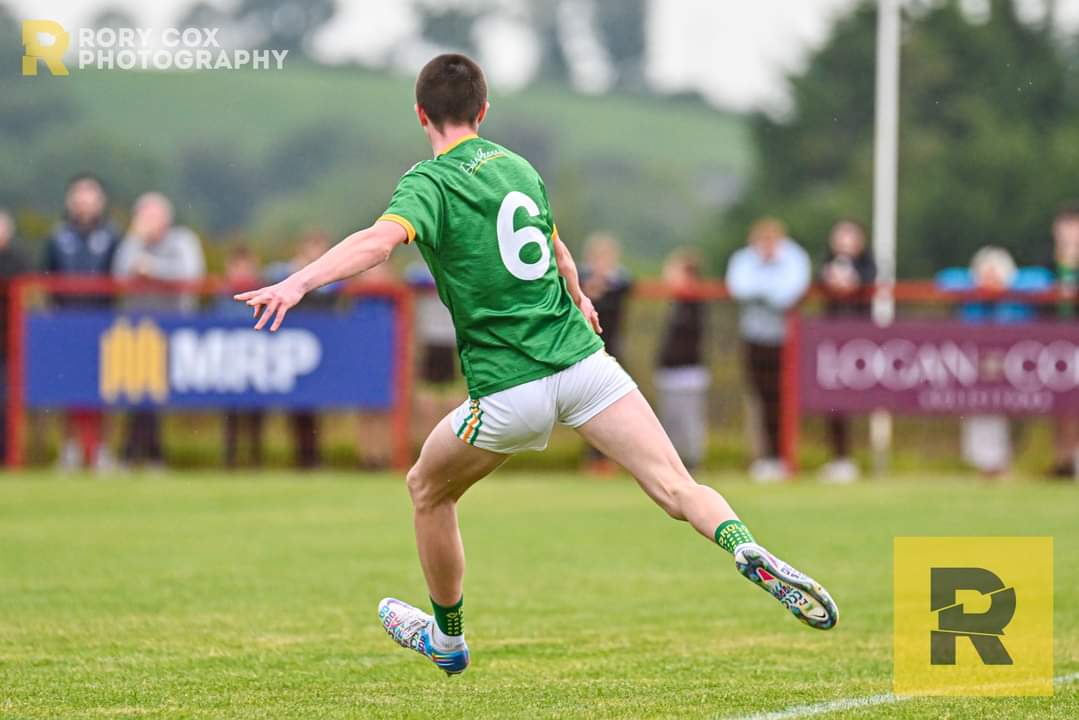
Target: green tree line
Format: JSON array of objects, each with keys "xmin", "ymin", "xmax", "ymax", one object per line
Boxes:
[{"xmin": 723, "ymin": 0, "xmax": 1079, "ymax": 276}]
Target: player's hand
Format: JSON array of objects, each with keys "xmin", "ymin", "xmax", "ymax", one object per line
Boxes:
[
  {"xmin": 234, "ymin": 279, "xmax": 305, "ymax": 332},
  {"xmin": 577, "ymin": 294, "xmax": 603, "ymax": 335}
]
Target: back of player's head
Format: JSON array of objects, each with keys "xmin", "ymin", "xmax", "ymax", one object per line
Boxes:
[{"xmin": 415, "ymin": 54, "xmax": 488, "ymax": 131}]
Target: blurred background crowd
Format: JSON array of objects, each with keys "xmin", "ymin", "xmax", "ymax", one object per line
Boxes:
[{"xmin": 1, "ymin": 174, "xmax": 1077, "ymax": 482}]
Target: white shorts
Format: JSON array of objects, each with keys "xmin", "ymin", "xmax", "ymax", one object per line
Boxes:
[{"xmin": 450, "ymin": 350, "xmax": 637, "ymax": 454}]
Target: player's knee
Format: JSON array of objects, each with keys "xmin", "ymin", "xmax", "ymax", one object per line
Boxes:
[
  {"xmin": 406, "ymin": 464, "xmax": 457, "ymax": 511},
  {"xmin": 405, "ymin": 466, "xmax": 438, "ymax": 511}
]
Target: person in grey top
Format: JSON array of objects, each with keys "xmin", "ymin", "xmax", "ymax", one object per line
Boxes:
[
  {"xmin": 726, "ymin": 218, "xmax": 810, "ymax": 482},
  {"xmin": 113, "ymin": 192, "xmax": 206, "ymax": 313},
  {"xmin": 112, "ymin": 192, "xmax": 206, "ymax": 467}
]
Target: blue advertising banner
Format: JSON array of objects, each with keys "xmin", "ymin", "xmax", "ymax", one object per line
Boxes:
[{"xmin": 25, "ymin": 304, "xmax": 397, "ymax": 410}]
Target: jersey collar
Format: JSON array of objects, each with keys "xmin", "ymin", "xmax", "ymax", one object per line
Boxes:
[{"xmin": 437, "ymin": 133, "xmax": 479, "ymax": 157}]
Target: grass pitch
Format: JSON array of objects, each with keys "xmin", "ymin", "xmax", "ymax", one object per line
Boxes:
[{"xmin": 1, "ymin": 472, "xmax": 1076, "ymax": 719}]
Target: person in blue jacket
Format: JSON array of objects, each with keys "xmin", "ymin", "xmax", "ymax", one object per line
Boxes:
[{"xmin": 936, "ymin": 247, "xmax": 1052, "ymax": 475}]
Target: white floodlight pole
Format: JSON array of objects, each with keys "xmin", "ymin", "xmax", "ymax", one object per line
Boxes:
[{"xmin": 870, "ymin": 0, "xmax": 901, "ymax": 474}]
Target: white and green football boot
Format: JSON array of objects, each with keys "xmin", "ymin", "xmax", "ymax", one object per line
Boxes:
[
  {"xmin": 734, "ymin": 543, "xmax": 839, "ymax": 630},
  {"xmin": 378, "ymin": 597, "xmax": 471, "ymax": 675}
]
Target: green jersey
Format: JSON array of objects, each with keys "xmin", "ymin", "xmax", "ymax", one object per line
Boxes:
[{"xmin": 379, "ymin": 135, "xmax": 603, "ymax": 398}]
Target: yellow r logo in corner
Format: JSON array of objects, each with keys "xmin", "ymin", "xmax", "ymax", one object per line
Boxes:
[
  {"xmin": 894, "ymin": 537, "xmax": 1053, "ymax": 697},
  {"xmin": 100, "ymin": 318, "xmax": 169, "ymax": 404},
  {"xmin": 22, "ymin": 20, "xmax": 69, "ymax": 76}
]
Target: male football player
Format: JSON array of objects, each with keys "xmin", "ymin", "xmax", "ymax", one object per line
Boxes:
[{"xmin": 237, "ymin": 54, "xmax": 838, "ymax": 676}]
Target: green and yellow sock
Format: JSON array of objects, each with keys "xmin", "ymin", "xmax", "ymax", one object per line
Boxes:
[
  {"xmin": 431, "ymin": 596, "xmax": 464, "ymax": 637},
  {"xmin": 715, "ymin": 519, "xmax": 755, "ymax": 555}
]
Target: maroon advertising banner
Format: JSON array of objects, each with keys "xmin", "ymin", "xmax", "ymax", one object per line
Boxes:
[{"xmin": 799, "ymin": 318, "xmax": 1079, "ymax": 415}]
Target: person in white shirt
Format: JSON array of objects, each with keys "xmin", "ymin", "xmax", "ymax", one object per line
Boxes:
[{"xmin": 726, "ymin": 218, "xmax": 810, "ymax": 482}]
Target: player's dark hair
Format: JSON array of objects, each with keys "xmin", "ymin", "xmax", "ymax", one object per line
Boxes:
[{"xmin": 415, "ymin": 54, "xmax": 488, "ymax": 131}]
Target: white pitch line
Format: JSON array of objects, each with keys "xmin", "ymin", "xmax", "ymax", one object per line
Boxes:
[
  {"xmin": 726, "ymin": 672, "xmax": 1079, "ymax": 720},
  {"xmin": 728, "ymin": 692, "xmax": 906, "ymax": 720}
]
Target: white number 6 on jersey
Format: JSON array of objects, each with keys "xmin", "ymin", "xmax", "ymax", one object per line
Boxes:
[{"xmin": 497, "ymin": 191, "xmax": 551, "ymax": 281}]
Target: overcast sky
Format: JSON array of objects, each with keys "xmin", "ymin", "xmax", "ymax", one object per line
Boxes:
[{"xmin": 13, "ymin": 0, "xmax": 1079, "ymax": 111}]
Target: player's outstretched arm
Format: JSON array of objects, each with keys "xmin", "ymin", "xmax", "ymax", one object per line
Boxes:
[
  {"xmin": 553, "ymin": 233, "xmax": 603, "ymax": 335},
  {"xmin": 235, "ymin": 220, "xmax": 408, "ymax": 332}
]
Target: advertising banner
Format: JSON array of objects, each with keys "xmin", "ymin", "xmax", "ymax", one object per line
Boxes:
[
  {"xmin": 800, "ymin": 318, "xmax": 1079, "ymax": 415},
  {"xmin": 24, "ymin": 304, "xmax": 397, "ymax": 410}
]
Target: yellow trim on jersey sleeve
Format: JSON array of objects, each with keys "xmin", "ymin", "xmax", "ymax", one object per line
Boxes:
[
  {"xmin": 378, "ymin": 214, "xmax": 416, "ymax": 244},
  {"xmin": 437, "ymin": 133, "xmax": 479, "ymax": 157},
  {"xmin": 552, "ymin": 225, "xmax": 560, "ymax": 243}
]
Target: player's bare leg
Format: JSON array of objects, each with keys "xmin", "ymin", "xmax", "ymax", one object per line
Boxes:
[
  {"xmin": 409, "ymin": 416, "xmax": 506, "ymax": 604},
  {"xmin": 576, "ymin": 389, "xmax": 838, "ymax": 630},
  {"xmin": 575, "ymin": 389, "xmax": 735, "ymax": 535},
  {"xmin": 379, "ymin": 415, "xmax": 506, "ymax": 674}
]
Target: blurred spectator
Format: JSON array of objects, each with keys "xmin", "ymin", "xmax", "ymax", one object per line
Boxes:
[
  {"xmin": 44, "ymin": 174, "xmax": 121, "ymax": 471},
  {"xmin": 579, "ymin": 232, "xmax": 632, "ymax": 475},
  {"xmin": 1050, "ymin": 202, "xmax": 1079, "ymax": 318},
  {"xmin": 218, "ymin": 246, "xmax": 265, "ymax": 468},
  {"xmin": 265, "ymin": 229, "xmax": 339, "ymax": 469},
  {"xmin": 818, "ymin": 220, "xmax": 876, "ymax": 484},
  {"xmin": 113, "ymin": 192, "xmax": 206, "ymax": 468},
  {"xmin": 1048, "ymin": 202, "xmax": 1079, "ymax": 476},
  {"xmin": 355, "ymin": 261, "xmax": 398, "ymax": 471},
  {"xmin": 0, "ymin": 209, "xmax": 29, "ymax": 462},
  {"xmin": 726, "ymin": 218, "xmax": 810, "ymax": 482},
  {"xmin": 655, "ymin": 249, "xmax": 709, "ymax": 472},
  {"xmin": 580, "ymin": 232, "xmax": 633, "ymax": 359},
  {"xmin": 114, "ymin": 193, "xmax": 206, "ymax": 307},
  {"xmin": 406, "ymin": 261, "xmax": 459, "ymax": 436},
  {"xmin": 937, "ymin": 248, "xmax": 1051, "ymax": 475}
]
